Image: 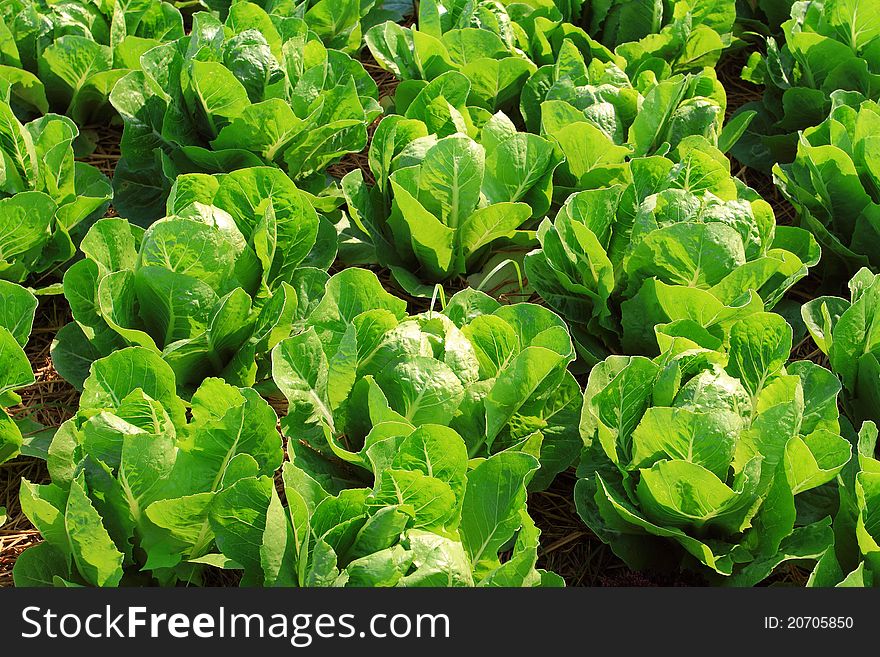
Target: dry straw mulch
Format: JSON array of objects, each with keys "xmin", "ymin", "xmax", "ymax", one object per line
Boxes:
[{"xmin": 81, "ymin": 124, "xmax": 124, "ymax": 179}]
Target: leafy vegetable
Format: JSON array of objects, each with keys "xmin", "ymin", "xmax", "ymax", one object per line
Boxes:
[
  {"xmin": 565, "ymin": 0, "xmax": 736, "ymax": 56},
  {"xmin": 732, "ymin": 0, "xmax": 880, "ymax": 172},
  {"xmin": 13, "ymin": 347, "xmax": 284, "ymax": 586},
  {"xmin": 809, "ymin": 421, "xmax": 880, "ymax": 587},
  {"xmin": 206, "ymin": 441, "xmax": 562, "ymax": 586},
  {"xmin": 575, "ymin": 312, "xmax": 851, "ymax": 584},
  {"xmin": 341, "ymin": 105, "xmax": 560, "ymax": 296},
  {"xmin": 774, "ymin": 92, "xmax": 880, "ymax": 278},
  {"xmin": 528, "ymin": 40, "xmax": 731, "ymax": 163},
  {"xmin": 0, "ymin": 280, "xmax": 36, "ymax": 464},
  {"xmin": 525, "ymin": 137, "xmax": 819, "ymax": 363},
  {"xmin": 51, "ymin": 167, "xmax": 334, "ymax": 394},
  {"xmin": 0, "ymin": 0, "xmax": 185, "ymax": 122},
  {"xmin": 109, "ymin": 3, "xmax": 381, "ymax": 224},
  {"xmin": 802, "ymin": 268, "xmax": 880, "ymax": 427},
  {"xmin": 0, "ymin": 98, "xmax": 111, "ymax": 284},
  {"xmin": 206, "ymin": 0, "xmax": 414, "ymax": 54},
  {"xmin": 366, "ymin": 0, "xmax": 542, "ymax": 114},
  {"xmin": 270, "ymin": 268, "xmax": 582, "ymax": 490}
]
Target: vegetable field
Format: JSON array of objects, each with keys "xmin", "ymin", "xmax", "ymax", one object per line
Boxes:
[{"xmin": 1, "ymin": 0, "xmax": 879, "ymax": 588}]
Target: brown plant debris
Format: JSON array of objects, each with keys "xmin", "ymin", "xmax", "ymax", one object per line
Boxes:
[{"xmin": 78, "ymin": 124, "xmax": 124, "ymax": 179}]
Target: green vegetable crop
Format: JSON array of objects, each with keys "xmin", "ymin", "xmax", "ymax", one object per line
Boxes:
[
  {"xmin": 808, "ymin": 422, "xmax": 880, "ymax": 587},
  {"xmin": 207, "ymin": 442, "xmax": 560, "ymax": 586},
  {"xmin": 803, "ymin": 268, "xmax": 880, "ymax": 428},
  {"xmin": 52, "ymin": 167, "xmax": 334, "ymax": 394},
  {"xmin": 3, "ymin": 0, "xmax": 879, "ymax": 591},
  {"xmin": 732, "ymin": 0, "xmax": 880, "ymax": 172},
  {"xmin": 109, "ymin": 2, "xmax": 381, "ymax": 224},
  {"xmin": 575, "ymin": 312, "xmax": 851, "ymax": 584},
  {"xmin": 0, "ymin": 98, "xmax": 111, "ymax": 285},
  {"xmin": 271, "ymin": 268, "xmax": 582, "ymax": 490},
  {"xmin": 209, "ymin": 0, "xmax": 413, "ymax": 54},
  {"xmin": 525, "ymin": 137, "xmax": 819, "ymax": 363},
  {"xmin": 561, "ymin": 0, "xmax": 736, "ymax": 58},
  {"xmin": 366, "ymin": 0, "xmax": 735, "ymax": 124},
  {"xmin": 522, "ymin": 38, "xmax": 732, "ymax": 152},
  {"xmin": 0, "ymin": 0, "xmax": 185, "ymax": 122},
  {"xmin": 774, "ymin": 92, "xmax": 880, "ymax": 278},
  {"xmin": 341, "ymin": 106, "xmax": 560, "ymax": 296},
  {"xmin": 14, "ymin": 347, "xmax": 284, "ymax": 586}
]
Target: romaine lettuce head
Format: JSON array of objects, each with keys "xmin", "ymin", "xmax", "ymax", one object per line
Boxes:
[
  {"xmin": 809, "ymin": 421, "xmax": 880, "ymax": 587},
  {"xmin": 0, "ymin": 100, "xmax": 111, "ymax": 284},
  {"xmin": 0, "ymin": 0, "xmax": 185, "ymax": 122},
  {"xmin": 365, "ymin": 0, "xmax": 734, "ymax": 121},
  {"xmin": 774, "ymin": 92, "xmax": 880, "ymax": 278},
  {"xmin": 575, "ymin": 311, "xmax": 851, "ymax": 584},
  {"xmin": 209, "ymin": 0, "xmax": 403, "ymax": 54},
  {"xmin": 52, "ymin": 167, "xmax": 334, "ymax": 394},
  {"xmin": 13, "ymin": 347, "xmax": 284, "ymax": 587},
  {"xmin": 525, "ymin": 138, "xmax": 820, "ymax": 363},
  {"xmin": 520, "ymin": 38, "xmax": 635, "ymax": 135},
  {"xmin": 732, "ymin": 0, "xmax": 880, "ymax": 172},
  {"xmin": 271, "ymin": 268, "xmax": 582, "ymax": 490},
  {"xmin": 202, "ymin": 436, "xmax": 562, "ymax": 587},
  {"xmin": 109, "ymin": 3, "xmax": 382, "ymax": 224},
  {"xmin": 524, "ymin": 31, "xmax": 729, "ymax": 152},
  {"xmin": 574, "ymin": 0, "xmax": 735, "ymax": 63},
  {"xmin": 341, "ymin": 106, "xmax": 561, "ymax": 296},
  {"xmin": 802, "ymin": 268, "xmax": 880, "ymax": 427},
  {"xmin": 366, "ymin": 0, "xmax": 542, "ymax": 113}
]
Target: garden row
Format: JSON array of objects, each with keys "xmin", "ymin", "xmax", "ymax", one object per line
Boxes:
[{"xmin": 0, "ymin": 0, "xmax": 879, "ymax": 587}]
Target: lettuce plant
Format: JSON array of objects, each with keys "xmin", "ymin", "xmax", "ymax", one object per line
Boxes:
[
  {"xmin": 0, "ymin": 99, "xmax": 112, "ymax": 285},
  {"xmin": 525, "ymin": 138, "xmax": 819, "ymax": 363},
  {"xmin": 732, "ymin": 0, "xmax": 880, "ymax": 172},
  {"xmin": 0, "ymin": 281, "xmax": 37, "ymax": 464},
  {"xmin": 366, "ymin": 0, "xmax": 541, "ymax": 114},
  {"xmin": 519, "ymin": 38, "xmax": 635, "ymax": 135},
  {"xmin": 526, "ymin": 39, "xmax": 736, "ymax": 169},
  {"xmin": 206, "ymin": 441, "xmax": 562, "ymax": 587},
  {"xmin": 209, "ymin": 0, "xmax": 414, "ymax": 54},
  {"xmin": 341, "ymin": 102, "xmax": 561, "ymax": 296},
  {"xmin": 575, "ymin": 312, "xmax": 852, "ymax": 584},
  {"xmin": 802, "ymin": 268, "xmax": 880, "ymax": 428},
  {"xmin": 808, "ymin": 421, "xmax": 880, "ymax": 587},
  {"xmin": 0, "ymin": 0, "xmax": 185, "ymax": 122},
  {"xmin": 564, "ymin": 0, "xmax": 736, "ymax": 78},
  {"xmin": 774, "ymin": 92, "xmax": 880, "ymax": 277},
  {"xmin": 52, "ymin": 167, "xmax": 334, "ymax": 394},
  {"xmin": 556, "ymin": 0, "xmax": 735, "ymax": 52},
  {"xmin": 270, "ymin": 268, "xmax": 582, "ymax": 490},
  {"xmin": 13, "ymin": 347, "xmax": 284, "ymax": 587},
  {"xmin": 109, "ymin": 3, "xmax": 382, "ymax": 224}
]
